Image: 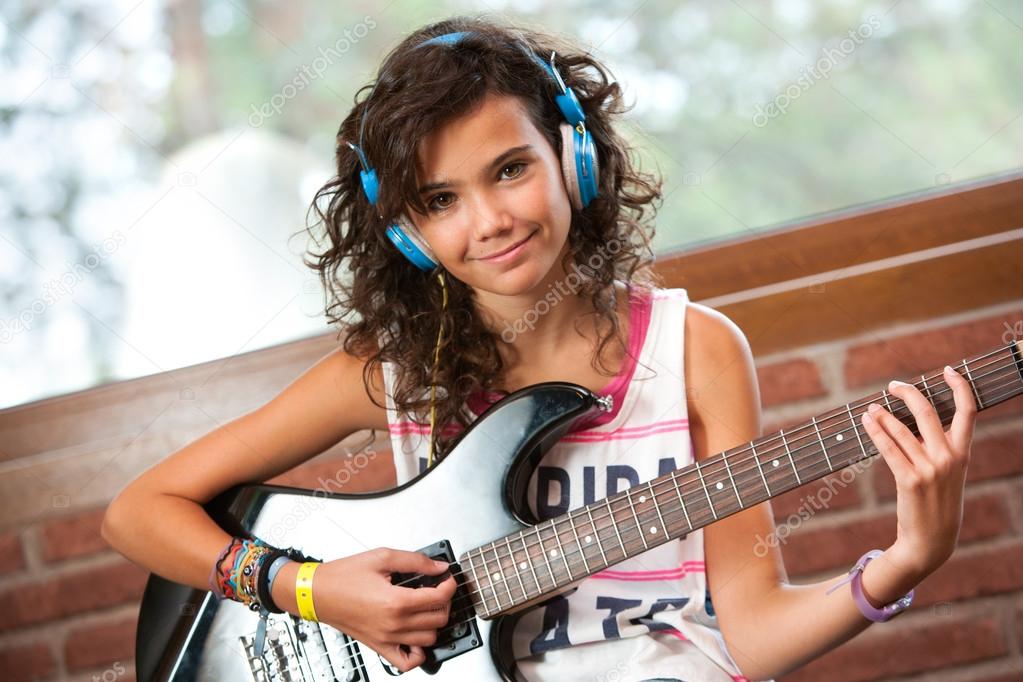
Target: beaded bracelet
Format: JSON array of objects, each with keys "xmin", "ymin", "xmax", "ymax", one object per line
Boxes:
[
  {"xmin": 208, "ymin": 537, "xmax": 315, "ymax": 658},
  {"xmin": 208, "ymin": 537, "xmax": 275, "ymax": 610}
]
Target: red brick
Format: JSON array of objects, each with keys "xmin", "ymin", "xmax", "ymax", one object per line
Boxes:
[
  {"xmin": 781, "ymin": 493, "xmax": 1011, "ymax": 577},
  {"xmin": 0, "ymin": 641, "xmax": 55, "ymax": 682},
  {"xmin": 0, "ymin": 530, "xmax": 26, "ymax": 576},
  {"xmin": 0, "ymin": 558, "xmax": 148, "ymax": 632},
  {"xmin": 911, "ymin": 542, "xmax": 1023, "ymax": 608},
  {"xmin": 971, "ymin": 671, "xmax": 1023, "ymax": 682},
  {"xmin": 39, "ymin": 507, "xmax": 109, "ymax": 562},
  {"xmin": 779, "ymin": 613, "xmax": 1006, "ymax": 682},
  {"xmin": 757, "ymin": 358, "xmax": 827, "ymax": 408},
  {"xmin": 771, "ymin": 470, "xmax": 862, "ymax": 521},
  {"xmin": 65, "ymin": 614, "xmax": 137, "ymax": 672},
  {"xmin": 1017, "ymin": 599, "xmax": 1023, "ymax": 652},
  {"xmin": 843, "ymin": 308, "xmax": 1023, "ymax": 389},
  {"xmin": 874, "ymin": 426, "xmax": 1023, "ymax": 501}
]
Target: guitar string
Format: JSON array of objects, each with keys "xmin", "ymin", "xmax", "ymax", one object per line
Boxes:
[
  {"xmin": 396, "ymin": 349, "xmax": 1015, "ymax": 593},
  {"xmin": 461, "ymin": 365, "xmax": 1022, "ymax": 615},
  {"xmin": 384, "ymin": 352, "xmax": 1018, "ymax": 616},
  {"xmin": 296, "ymin": 353, "xmax": 1019, "ymax": 672},
  {"xmin": 385, "ymin": 352, "xmax": 1019, "ymax": 623},
  {"xmin": 426, "ymin": 369, "xmax": 1023, "ymax": 639}
]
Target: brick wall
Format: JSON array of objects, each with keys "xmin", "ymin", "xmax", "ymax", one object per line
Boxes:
[
  {"xmin": 1, "ymin": 302, "xmax": 1020, "ymax": 681},
  {"xmin": 767, "ymin": 302, "xmax": 1023, "ymax": 682}
]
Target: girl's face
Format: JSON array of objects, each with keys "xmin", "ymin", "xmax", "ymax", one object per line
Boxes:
[{"xmin": 407, "ymin": 92, "xmax": 573, "ymax": 297}]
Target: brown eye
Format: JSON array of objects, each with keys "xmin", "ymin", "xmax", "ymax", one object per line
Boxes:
[
  {"xmin": 501, "ymin": 162, "xmax": 526, "ymax": 179},
  {"xmin": 428, "ymin": 193, "xmax": 454, "ymax": 212}
]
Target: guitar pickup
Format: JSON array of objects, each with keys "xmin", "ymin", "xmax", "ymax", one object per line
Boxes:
[{"xmin": 386, "ymin": 539, "xmax": 482, "ymax": 675}]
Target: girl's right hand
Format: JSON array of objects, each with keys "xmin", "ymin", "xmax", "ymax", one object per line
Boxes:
[{"xmin": 303, "ymin": 548, "xmax": 458, "ymax": 673}]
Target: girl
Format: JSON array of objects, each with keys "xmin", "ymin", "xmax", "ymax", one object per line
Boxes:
[{"xmin": 103, "ymin": 15, "xmax": 977, "ymax": 682}]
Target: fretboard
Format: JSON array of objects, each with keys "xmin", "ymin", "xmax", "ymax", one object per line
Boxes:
[{"xmin": 462, "ymin": 341, "xmax": 1023, "ymax": 618}]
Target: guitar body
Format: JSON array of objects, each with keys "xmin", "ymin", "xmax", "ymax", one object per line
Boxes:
[{"xmin": 136, "ymin": 382, "xmax": 607, "ymax": 681}]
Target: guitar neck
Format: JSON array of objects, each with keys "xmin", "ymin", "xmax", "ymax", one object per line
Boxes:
[{"xmin": 463, "ymin": 342, "xmax": 1023, "ymax": 618}]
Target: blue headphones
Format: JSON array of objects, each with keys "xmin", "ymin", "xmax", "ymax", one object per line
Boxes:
[{"xmin": 346, "ymin": 30, "xmax": 601, "ymax": 272}]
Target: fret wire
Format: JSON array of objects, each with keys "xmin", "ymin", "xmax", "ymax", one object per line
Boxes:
[
  {"xmin": 844, "ymin": 403, "xmax": 869, "ymax": 462},
  {"xmin": 464, "ymin": 551, "xmax": 490, "ymax": 614},
  {"xmin": 920, "ymin": 373, "xmax": 931, "ymax": 405},
  {"xmin": 648, "ymin": 481, "xmax": 672, "ymax": 541},
  {"xmin": 565, "ymin": 508, "xmax": 592, "ymax": 575},
  {"xmin": 468, "ymin": 359, "xmax": 1023, "ymax": 601},
  {"xmin": 504, "ymin": 535, "xmax": 528, "ymax": 603},
  {"xmin": 489, "ymin": 540, "xmax": 516, "ymax": 608},
  {"xmin": 669, "ymin": 469, "xmax": 693, "ymax": 530},
  {"xmin": 532, "ymin": 525, "xmax": 557, "ymax": 587},
  {"xmin": 464, "ymin": 356, "xmax": 1022, "ymax": 605},
  {"xmin": 779, "ymin": 427, "xmax": 803, "ymax": 485},
  {"xmin": 477, "ymin": 546, "xmax": 505, "ymax": 612},
  {"xmin": 584, "ymin": 505, "xmax": 609, "ymax": 567},
  {"xmin": 550, "ymin": 518, "xmax": 574, "ymax": 580},
  {"xmin": 963, "ymin": 357, "xmax": 985, "ymax": 409},
  {"xmin": 605, "ymin": 496, "xmax": 628, "ymax": 560},
  {"xmin": 751, "ymin": 441, "xmax": 771, "ymax": 496},
  {"xmin": 809, "ymin": 416, "xmax": 833, "ymax": 472},
  {"xmin": 694, "ymin": 459, "xmax": 718, "ymax": 520},
  {"xmin": 721, "ymin": 449, "xmax": 743, "ymax": 509},
  {"xmin": 520, "ymin": 531, "xmax": 542, "ymax": 594},
  {"xmin": 536, "ymin": 523, "xmax": 560, "ymax": 588},
  {"xmin": 623, "ymin": 487, "xmax": 649, "ymax": 551},
  {"xmin": 674, "ymin": 357, "xmax": 1010, "ymax": 532}
]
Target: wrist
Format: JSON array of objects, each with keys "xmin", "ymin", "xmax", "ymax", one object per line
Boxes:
[
  {"xmin": 270, "ymin": 560, "xmax": 301, "ymax": 615},
  {"xmin": 859, "ymin": 547, "xmax": 921, "ymax": 610},
  {"xmin": 883, "ymin": 542, "xmax": 932, "ymax": 586}
]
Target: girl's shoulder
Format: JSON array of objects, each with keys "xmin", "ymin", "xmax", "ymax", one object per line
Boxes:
[{"xmin": 682, "ymin": 299, "xmax": 758, "ymax": 434}]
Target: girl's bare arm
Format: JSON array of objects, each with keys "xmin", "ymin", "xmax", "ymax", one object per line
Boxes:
[
  {"xmin": 685, "ymin": 304, "xmax": 971, "ymax": 681},
  {"xmin": 100, "ymin": 347, "xmax": 387, "ymax": 595},
  {"xmin": 101, "ymin": 349, "xmax": 458, "ymax": 673}
]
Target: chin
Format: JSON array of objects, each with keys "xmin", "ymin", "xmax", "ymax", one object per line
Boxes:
[{"xmin": 465, "ymin": 260, "xmax": 554, "ymax": 297}]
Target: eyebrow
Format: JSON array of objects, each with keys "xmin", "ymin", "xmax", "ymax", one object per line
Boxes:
[{"xmin": 418, "ymin": 144, "xmax": 535, "ymax": 194}]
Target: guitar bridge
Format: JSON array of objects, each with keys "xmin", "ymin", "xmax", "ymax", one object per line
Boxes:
[
  {"xmin": 386, "ymin": 539, "xmax": 482, "ymax": 675},
  {"xmin": 240, "ymin": 614, "xmax": 366, "ymax": 681}
]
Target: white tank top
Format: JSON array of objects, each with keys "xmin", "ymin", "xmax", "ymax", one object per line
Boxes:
[{"xmin": 381, "ymin": 287, "xmax": 759, "ymax": 682}]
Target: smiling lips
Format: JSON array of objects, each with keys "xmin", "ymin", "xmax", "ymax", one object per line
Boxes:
[{"xmin": 477, "ymin": 231, "xmax": 536, "ymax": 261}]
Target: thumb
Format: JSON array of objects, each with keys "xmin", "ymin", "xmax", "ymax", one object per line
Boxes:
[
  {"xmin": 399, "ymin": 644, "xmax": 426, "ymax": 670},
  {"xmin": 379, "ymin": 548, "xmax": 449, "ymax": 575}
]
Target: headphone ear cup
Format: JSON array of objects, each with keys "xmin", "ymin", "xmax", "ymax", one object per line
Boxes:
[
  {"xmin": 583, "ymin": 130, "xmax": 600, "ymax": 203},
  {"xmin": 558, "ymin": 122, "xmax": 600, "ymax": 211},
  {"xmin": 387, "ymin": 214, "xmax": 438, "ymax": 271},
  {"xmin": 559, "ymin": 122, "xmax": 583, "ymax": 211}
]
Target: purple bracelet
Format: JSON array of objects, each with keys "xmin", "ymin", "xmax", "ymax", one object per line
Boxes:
[{"xmin": 826, "ymin": 549, "xmax": 915, "ymax": 622}]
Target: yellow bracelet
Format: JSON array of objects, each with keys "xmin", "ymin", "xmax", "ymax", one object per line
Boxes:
[{"xmin": 295, "ymin": 561, "xmax": 320, "ymax": 622}]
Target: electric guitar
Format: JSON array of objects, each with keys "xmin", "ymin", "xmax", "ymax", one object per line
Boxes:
[{"xmin": 135, "ymin": 341, "xmax": 1023, "ymax": 681}]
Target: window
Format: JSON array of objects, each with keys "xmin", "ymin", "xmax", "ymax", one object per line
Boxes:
[{"xmin": 2, "ymin": 0, "xmax": 1020, "ymax": 408}]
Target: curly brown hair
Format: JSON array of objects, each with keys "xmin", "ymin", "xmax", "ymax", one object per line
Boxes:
[{"xmin": 303, "ymin": 14, "xmax": 664, "ymax": 460}]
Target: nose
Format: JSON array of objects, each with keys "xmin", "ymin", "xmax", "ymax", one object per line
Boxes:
[{"xmin": 469, "ymin": 191, "xmax": 515, "ymax": 242}]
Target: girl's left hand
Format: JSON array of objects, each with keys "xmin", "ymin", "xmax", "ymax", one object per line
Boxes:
[{"xmin": 860, "ymin": 365, "xmax": 977, "ymax": 582}]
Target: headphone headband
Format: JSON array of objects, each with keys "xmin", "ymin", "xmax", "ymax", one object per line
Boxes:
[{"xmin": 351, "ymin": 29, "xmax": 600, "ymax": 271}]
